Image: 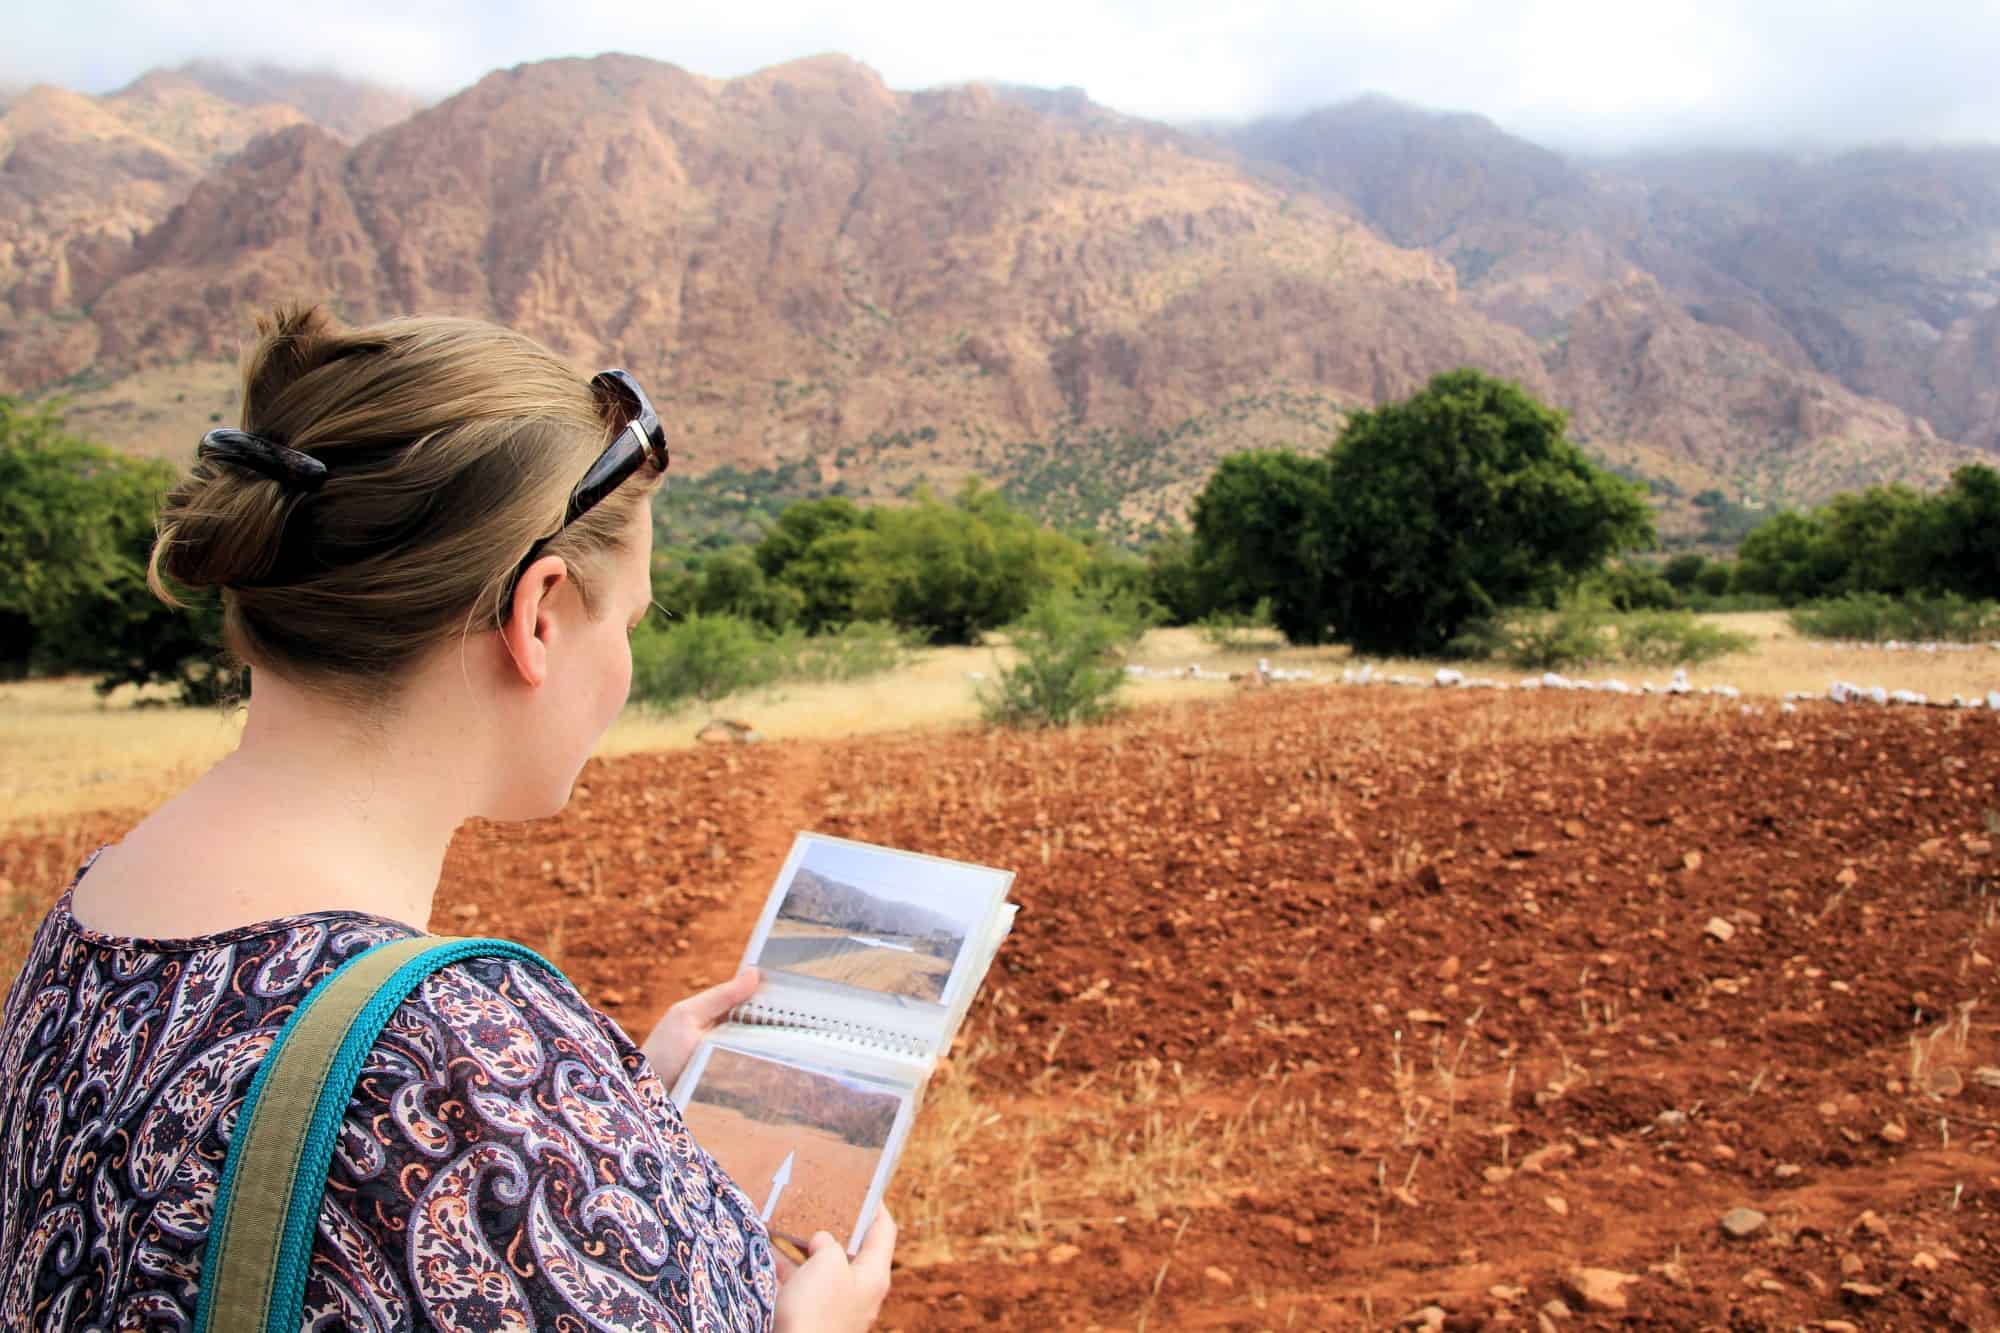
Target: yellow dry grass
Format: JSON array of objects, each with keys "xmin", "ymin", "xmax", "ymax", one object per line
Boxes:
[{"xmin": 5, "ymin": 615, "xmax": 1994, "ymax": 827}]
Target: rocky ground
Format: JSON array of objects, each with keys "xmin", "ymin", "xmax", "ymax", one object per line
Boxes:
[{"xmin": 7, "ymin": 684, "xmax": 1997, "ymax": 1328}]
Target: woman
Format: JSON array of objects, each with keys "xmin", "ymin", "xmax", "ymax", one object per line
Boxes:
[{"xmin": 0, "ymin": 306, "xmax": 893, "ymax": 1330}]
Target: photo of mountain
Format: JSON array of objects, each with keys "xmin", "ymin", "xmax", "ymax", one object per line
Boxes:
[{"xmin": 754, "ymin": 836, "xmax": 995, "ymax": 1004}]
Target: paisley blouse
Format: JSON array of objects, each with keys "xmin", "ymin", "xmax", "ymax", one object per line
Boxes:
[{"xmin": 0, "ymin": 863, "xmax": 777, "ymax": 1331}]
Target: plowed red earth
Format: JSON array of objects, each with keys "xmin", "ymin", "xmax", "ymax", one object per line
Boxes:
[{"xmin": 8, "ymin": 687, "xmax": 1999, "ymax": 1330}]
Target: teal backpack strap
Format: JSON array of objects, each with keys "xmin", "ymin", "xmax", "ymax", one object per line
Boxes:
[{"xmin": 194, "ymin": 935, "xmax": 556, "ymax": 1333}]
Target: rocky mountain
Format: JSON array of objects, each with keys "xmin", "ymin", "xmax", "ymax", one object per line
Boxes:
[
  {"xmin": 1213, "ymin": 98, "xmax": 2000, "ymax": 459},
  {"xmin": 782, "ymin": 867, "xmax": 961, "ymax": 942},
  {"xmin": 0, "ymin": 63, "xmax": 419, "ymax": 396},
  {"xmin": 2, "ymin": 55, "xmax": 1990, "ymax": 535}
]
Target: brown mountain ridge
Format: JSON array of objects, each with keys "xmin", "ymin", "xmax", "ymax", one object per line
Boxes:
[{"xmin": 3, "ymin": 54, "xmax": 1990, "ymax": 537}]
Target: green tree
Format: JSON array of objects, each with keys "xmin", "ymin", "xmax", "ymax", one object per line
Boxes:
[
  {"xmin": 1323, "ymin": 370, "xmax": 1652, "ymax": 655},
  {"xmin": 1912, "ymin": 465, "xmax": 2000, "ymax": 600},
  {"xmin": 1188, "ymin": 450, "xmax": 1338, "ymax": 643},
  {"xmin": 1734, "ymin": 510, "xmax": 1839, "ymax": 601},
  {"xmin": 0, "ymin": 397, "xmax": 225, "ymax": 697}
]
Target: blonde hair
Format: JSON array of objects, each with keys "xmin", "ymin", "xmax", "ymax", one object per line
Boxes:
[{"xmin": 150, "ymin": 304, "xmax": 654, "ymax": 701}]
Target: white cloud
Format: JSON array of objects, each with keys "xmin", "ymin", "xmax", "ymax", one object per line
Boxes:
[{"xmin": 5, "ymin": 0, "xmax": 1999, "ymax": 151}]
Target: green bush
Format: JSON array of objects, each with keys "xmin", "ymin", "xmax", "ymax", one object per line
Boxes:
[
  {"xmin": 777, "ymin": 620, "xmax": 913, "ymax": 683},
  {"xmin": 628, "ymin": 613, "xmax": 786, "ymax": 712},
  {"xmin": 1788, "ymin": 593, "xmax": 2000, "ymax": 643},
  {"xmin": 1616, "ymin": 612, "xmax": 1753, "ymax": 666},
  {"xmin": 1585, "ymin": 560, "xmax": 1681, "ymax": 611},
  {"xmin": 979, "ymin": 590, "xmax": 1152, "ymax": 729},
  {"xmin": 1449, "ymin": 601, "xmax": 1613, "ymax": 670}
]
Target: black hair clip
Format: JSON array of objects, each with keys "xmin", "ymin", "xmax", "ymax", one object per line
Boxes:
[{"xmin": 197, "ymin": 429, "xmax": 329, "ymax": 493}]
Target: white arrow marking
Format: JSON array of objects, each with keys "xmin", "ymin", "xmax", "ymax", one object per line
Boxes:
[{"xmin": 761, "ymin": 1150, "xmax": 795, "ymax": 1224}]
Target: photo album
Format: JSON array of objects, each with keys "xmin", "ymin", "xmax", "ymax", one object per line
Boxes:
[{"xmin": 670, "ymin": 832, "xmax": 1018, "ymax": 1254}]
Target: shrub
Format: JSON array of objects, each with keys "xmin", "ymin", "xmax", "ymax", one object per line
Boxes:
[
  {"xmin": 979, "ymin": 590, "xmax": 1152, "ymax": 728},
  {"xmin": 780, "ymin": 620, "xmax": 913, "ymax": 683},
  {"xmin": 1789, "ymin": 592, "xmax": 2000, "ymax": 643},
  {"xmin": 1616, "ymin": 612, "xmax": 1753, "ymax": 667},
  {"xmin": 628, "ymin": 613, "xmax": 784, "ymax": 713},
  {"xmin": 1450, "ymin": 602, "xmax": 1613, "ymax": 670},
  {"xmin": 1585, "ymin": 560, "xmax": 1681, "ymax": 612}
]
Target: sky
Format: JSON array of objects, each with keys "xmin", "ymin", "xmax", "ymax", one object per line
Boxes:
[{"xmin": 7, "ymin": 1, "xmax": 2000, "ymax": 153}]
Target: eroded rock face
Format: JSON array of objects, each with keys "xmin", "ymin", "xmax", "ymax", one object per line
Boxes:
[
  {"xmin": 1215, "ymin": 101, "xmax": 2000, "ymax": 460},
  {"xmin": 3, "ymin": 57, "xmax": 1990, "ymax": 511}
]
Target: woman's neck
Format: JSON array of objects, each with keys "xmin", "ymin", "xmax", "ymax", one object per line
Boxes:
[{"xmin": 70, "ymin": 676, "xmax": 480, "ymax": 941}]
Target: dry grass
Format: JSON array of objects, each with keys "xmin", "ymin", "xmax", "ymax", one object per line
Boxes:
[
  {"xmin": 6, "ymin": 615, "xmax": 1994, "ymax": 827},
  {"xmin": 0, "ymin": 677, "xmax": 242, "ymax": 823}
]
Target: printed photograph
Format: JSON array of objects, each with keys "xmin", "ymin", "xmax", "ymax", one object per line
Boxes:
[
  {"xmin": 680, "ymin": 1044, "xmax": 906, "ymax": 1252},
  {"xmin": 753, "ymin": 836, "xmax": 999, "ymax": 1005}
]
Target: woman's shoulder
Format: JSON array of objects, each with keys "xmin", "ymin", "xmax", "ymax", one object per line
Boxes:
[{"xmin": 329, "ymin": 948, "xmax": 779, "ymax": 1328}]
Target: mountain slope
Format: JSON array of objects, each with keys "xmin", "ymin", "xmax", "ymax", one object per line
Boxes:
[{"xmin": 2, "ymin": 56, "xmax": 1984, "ymax": 528}]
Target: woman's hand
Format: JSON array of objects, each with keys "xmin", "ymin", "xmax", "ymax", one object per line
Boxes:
[
  {"xmin": 774, "ymin": 1208, "xmax": 896, "ymax": 1333},
  {"xmin": 639, "ymin": 966, "xmax": 760, "ymax": 1087}
]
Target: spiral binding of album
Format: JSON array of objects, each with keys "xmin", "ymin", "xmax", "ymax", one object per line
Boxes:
[{"xmin": 728, "ymin": 999, "xmax": 931, "ymax": 1060}]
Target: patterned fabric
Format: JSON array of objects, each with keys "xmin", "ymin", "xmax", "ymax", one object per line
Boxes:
[{"xmin": 0, "ymin": 858, "xmax": 777, "ymax": 1331}]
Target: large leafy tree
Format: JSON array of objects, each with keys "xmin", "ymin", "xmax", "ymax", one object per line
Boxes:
[
  {"xmin": 1324, "ymin": 371, "xmax": 1651, "ymax": 654},
  {"xmin": 1188, "ymin": 370, "xmax": 1652, "ymax": 655},
  {"xmin": 0, "ymin": 397, "xmax": 225, "ymax": 698},
  {"xmin": 1188, "ymin": 450, "xmax": 1340, "ymax": 643}
]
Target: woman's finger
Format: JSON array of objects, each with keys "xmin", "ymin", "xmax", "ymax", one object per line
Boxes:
[{"xmin": 671, "ymin": 966, "xmax": 760, "ymax": 1029}]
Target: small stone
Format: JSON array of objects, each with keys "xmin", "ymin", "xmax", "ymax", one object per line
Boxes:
[
  {"xmin": 1367, "ymin": 915, "xmax": 1388, "ymax": 935},
  {"xmin": 1648, "ymin": 1261, "xmax": 1691, "ymax": 1290},
  {"xmin": 1520, "ymin": 1143, "xmax": 1575, "ymax": 1175},
  {"xmin": 1489, "ymin": 1285, "xmax": 1526, "ymax": 1301},
  {"xmin": 1912, "ymin": 1251, "xmax": 1939, "ymax": 1272},
  {"xmin": 1840, "ymin": 1253, "xmax": 1866, "ymax": 1278},
  {"xmin": 1705, "ymin": 916, "xmax": 1736, "ymax": 942},
  {"xmin": 1293, "ymin": 1225, "xmax": 1315, "ymax": 1245},
  {"xmin": 1544, "ymin": 1194, "xmax": 1569, "ymax": 1217},
  {"xmin": 1562, "ymin": 819, "xmax": 1586, "ymax": 840},
  {"xmin": 1401, "ymin": 1306, "xmax": 1446, "ymax": 1330},
  {"xmin": 1683, "ymin": 851, "xmax": 1705, "ymax": 872},
  {"xmin": 1719, "ymin": 1207, "xmax": 1767, "ymax": 1239},
  {"xmin": 1840, "ymin": 1281, "xmax": 1885, "ymax": 1301},
  {"xmin": 1438, "ymin": 955, "xmax": 1462, "ymax": 981},
  {"xmin": 1536, "ymin": 1316, "xmax": 1560, "ymax": 1333},
  {"xmin": 1853, "ymin": 1209, "xmax": 1890, "ymax": 1238},
  {"xmin": 1878, "ymin": 1121, "xmax": 1908, "ymax": 1145},
  {"xmin": 1045, "ymin": 1243, "xmax": 1082, "ymax": 1265},
  {"xmin": 1774, "ymin": 1163, "xmax": 1803, "ymax": 1179},
  {"xmin": 1483, "ymin": 1166, "xmax": 1515, "ymax": 1184},
  {"xmin": 1406, "ymin": 1009, "xmax": 1449, "ymax": 1026},
  {"xmin": 1202, "ymin": 1265, "xmax": 1234, "ymax": 1290},
  {"xmin": 1759, "ymin": 1279, "xmax": 1785, "ymax": 1293},
  {"xmin": 1540, "ymin": 1298, "xmax": 1572, "ymax": 1320},
  {"xmin": 1561, "ymin": 1267, "xmax": 1640, "ymax": 1312},
  {"xmin": 1822, "ymin": 1322, "xmax": 1860, "ymax": 1333}
]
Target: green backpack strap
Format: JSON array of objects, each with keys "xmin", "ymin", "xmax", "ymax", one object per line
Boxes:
[{"xmin": 194, "ymin": 934, "xmax": 557, "ymax": 1333}]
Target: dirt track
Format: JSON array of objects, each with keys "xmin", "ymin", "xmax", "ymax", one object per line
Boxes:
[{"xmin": 7, "ymin": 685, "xmax": 1998, "ymax": 1328}]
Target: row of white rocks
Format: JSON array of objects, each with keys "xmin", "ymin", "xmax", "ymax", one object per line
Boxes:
[{"xmin": 1121, "ymin": 659, "xmax": 2000, "ymax": 711}]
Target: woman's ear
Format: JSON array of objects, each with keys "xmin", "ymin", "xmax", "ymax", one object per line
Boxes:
[{"xmin": 500, "ymin": 555, "xmax": 569, "ymax": 687}]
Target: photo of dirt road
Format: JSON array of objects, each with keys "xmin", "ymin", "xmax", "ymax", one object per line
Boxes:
[
  {"xmin": 754, "ymin": 837, "xmax": 994, "ymax": 1005},
  {"xmin": 759, "ymin": 918, "xmax": 953, "ymax": 1001},
  {"xmin": 680, "ymin": 1045, "xmax": 904, "ymax": 1250}
]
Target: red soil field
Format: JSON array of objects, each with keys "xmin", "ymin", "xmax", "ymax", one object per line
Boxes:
[{"xmin": 7, "ymin": 685, "xmax": 1998, "ymax": 1329}]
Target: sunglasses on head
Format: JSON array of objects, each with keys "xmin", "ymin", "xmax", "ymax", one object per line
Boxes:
[{"xmin": 503, "ymin": 368, "xmax": 669, "ymax": 607}]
